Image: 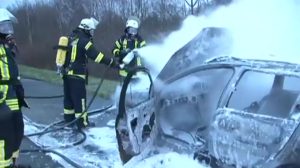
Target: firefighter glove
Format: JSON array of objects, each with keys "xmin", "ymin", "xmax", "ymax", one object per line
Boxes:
[
  {"xmin": 120, "ymin": 49, "xmax": 131, "ymax": 57},
  {"xmin": 109, "ymin": 57, "xmax": 120, "ymax": 69}
]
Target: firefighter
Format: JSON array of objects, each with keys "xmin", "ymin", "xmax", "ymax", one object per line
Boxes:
[
  {"xmin": 0, "ymin": 9, "xmax": 29, "ymax": 167},
  {"xmin": 112, "ymin": 16, "xmax": 146, "ymax": 78},
  {"xmin": 59, "ymin": 17, "xmax": 118, "ymax": 129}
]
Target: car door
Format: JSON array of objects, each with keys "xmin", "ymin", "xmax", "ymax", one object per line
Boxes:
[
  {"xmin": 116, "ymin": 70, "xmax": 154, "ymax": 163},
  {"xmin": 210, "ymin": 70, "xmax": 300, "ymax": 167}
]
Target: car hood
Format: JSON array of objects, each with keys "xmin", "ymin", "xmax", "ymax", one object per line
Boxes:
[{"xmin": 157, "ymin": 27, "xmax": 232, "ymax": 81}]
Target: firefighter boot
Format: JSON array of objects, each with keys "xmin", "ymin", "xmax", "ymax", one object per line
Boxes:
[{"xmin": 76, "ymin": 115, "xmax": 95, "ymax": 130}]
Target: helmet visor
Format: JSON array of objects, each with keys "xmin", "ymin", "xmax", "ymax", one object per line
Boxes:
[
  {"xmin": 0, "ymin": 20, "xmax": 13, "ymax": 34},
  {"xmin": 127, "ymin": 27, "xmax": 137, "ymax": 36}
]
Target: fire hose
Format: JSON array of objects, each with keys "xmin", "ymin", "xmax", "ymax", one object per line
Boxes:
[{"xmin": 21, "ymin": 66, "xmax": 113, "ymax": 168}]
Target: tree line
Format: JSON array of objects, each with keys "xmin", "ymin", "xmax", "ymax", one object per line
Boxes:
[{"xmin": 10, "ymin": 0, "xmax": 231, "ymax": 80}]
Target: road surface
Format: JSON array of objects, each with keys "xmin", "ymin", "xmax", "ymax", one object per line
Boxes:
[{"xmin": 17, "ymin": 78, "xmax": 119, "ymax": 167}]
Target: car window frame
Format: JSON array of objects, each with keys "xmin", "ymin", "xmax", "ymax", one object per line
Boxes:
[{"xmin": 226, "ymin": 68, "xmax": 300, "ymax": 117}]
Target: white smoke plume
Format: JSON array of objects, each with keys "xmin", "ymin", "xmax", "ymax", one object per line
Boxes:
[
  {"xmin": 211, "ymin": 0, "xmax": 300, "ymax": 62},
  {"xmin": 120, "ymin": 1, "xmax": 300, "ymax": 167},
  {"xmin": 116, "ymin": 0, "xmax": 300, "ymax": 106},
  {"xmin": 139, "ymin": 0, "xmax": 300, "ymax": 78},
  {"xmin": 138, "ymin": 16, "xmax": 206, "ymax": 79}
]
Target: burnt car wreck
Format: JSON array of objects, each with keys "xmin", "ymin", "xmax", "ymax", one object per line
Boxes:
[{"xmin": 115, "ymin": 27, "xmax": 300, "ymax": 168}]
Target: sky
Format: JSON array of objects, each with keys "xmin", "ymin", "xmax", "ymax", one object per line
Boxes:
[
  {"xmin": 0, "ymin": 0, "xmax": 38, "ymax": 8},
  {"xmin": 0, "ymin": 0, "xmax": 18, "ymax": 8}
]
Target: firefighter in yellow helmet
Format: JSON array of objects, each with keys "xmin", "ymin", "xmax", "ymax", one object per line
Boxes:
[
  {"xmin": 58, "ymin": 17, "xmax": 119, "ymax": 129},
  {"xmin": 112, "ymin": 16, "xmax": 146, "ymax": 78},
  {"xmin": 0, "ymin": 8, "xmax": 29, "ymax": 168}
]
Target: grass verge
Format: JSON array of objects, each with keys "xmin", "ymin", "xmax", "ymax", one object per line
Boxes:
[{"xmin": 19, "ymin": 65, "xmax": 119, "ymax": 99}]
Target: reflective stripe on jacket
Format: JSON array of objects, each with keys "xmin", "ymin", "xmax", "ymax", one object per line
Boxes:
[
  {"xmin": 64, "ymin": 29, "xmax": 112, "ymax": 79},
  {"xmin": 0, "ymin": 43, "xmax": 19, "ymax": 104},
  {"xmin": 112, "ymin": 34, "xmax": 146, "ymax": 77}
]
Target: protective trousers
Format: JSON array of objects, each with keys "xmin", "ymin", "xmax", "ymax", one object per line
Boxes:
[
  {"xmin": 0, "ymin": 85, "xmax": 24, "ymax": 168},
  {"xmin": 0, "ymin": 103, "xmax": 14, "ymax": 168},
  {"xmin": 6, "ymin": 85, "xmax": 24, "ymax": 161},
  {"xmin": 63, "ymin": 75, "xmax": 88, "ymax": 129}
]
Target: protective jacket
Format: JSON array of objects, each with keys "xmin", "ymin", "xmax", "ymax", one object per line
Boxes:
[
  {"xmin": 0, "ymin": 38, "xmax": 27, "ymax": 108},
  {"xmin": 112, "ymin": 34, "xmax": 146, "ymax": 77},
  {"xmin": 0, "ymin": 39, "xmax": 20, "ymax": 84},
  {"xmin": 63, "ymin": 29, "xmax": 113, "ymax": 80}
]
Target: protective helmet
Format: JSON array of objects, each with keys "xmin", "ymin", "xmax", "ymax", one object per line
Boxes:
[
  {"xmin": 126, "ymin": 16, "xmax": 140, "ymax": 36},
  {"xmin": 78, "ymin": 17, "xmax": 99, "ymax": 30},
  {"xmin": 0, "ymin": 9, "xmax": 17, "ymax": 35},
  {"xmin": 126, "ymin": 16, "xmax": 140, "ymax": 29}
]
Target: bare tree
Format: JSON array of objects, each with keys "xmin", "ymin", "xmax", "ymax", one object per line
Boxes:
[
  {"xmin": 185, "ymin": 0, "xmax": 199, "ymax": 15},
  {"xmin": 12, "ymin": 0, "xmax": 185, "ymax": 78},
  {"xmin": 22, "ymin": 0, "xmax": 33, "ymax": 46}
]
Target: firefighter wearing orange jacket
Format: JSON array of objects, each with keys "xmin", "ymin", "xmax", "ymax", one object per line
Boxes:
[{"xmin": 112, "ymin": 16, "xmax": 146, "ymax": 78}]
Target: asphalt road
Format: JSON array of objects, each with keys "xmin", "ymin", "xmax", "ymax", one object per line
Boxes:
[{"xmin": 16, "ymin": 78, "xmax": 117, "ymax": 167}]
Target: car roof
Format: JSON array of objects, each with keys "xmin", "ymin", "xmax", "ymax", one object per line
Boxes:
[
  {"xmin": 204, "ymin": 56, "xmax": 300, "ymax": 76},
  {"xmin": 157, "ymin": 26, "xmax": 300, "ymax": 80}
]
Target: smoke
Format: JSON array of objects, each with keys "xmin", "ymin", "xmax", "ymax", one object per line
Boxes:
[
  {"xmin": 117, "ymin": 0, "xmax": 300, "ymax": 107},
  {"xmin": 118, "ymin": 1, "xmax": 300, "ymax": 166},
  {"xmin": 211, "ymin": 0, "xmax": 300, "ymax": 62},
  {"xmin": 138, "ymin": 0, "xmax": 300, "ymax": 78},
  {"xmin": 121, "ymin": 16, "xmax": 207, "ymax": 99},
  {"xmin": 138, "ymin": 16, "xmax": 207, "ymax": 79}
]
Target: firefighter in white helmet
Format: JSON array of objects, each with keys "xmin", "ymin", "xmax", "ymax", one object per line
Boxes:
[
  {"xmin": 56, "ymin": 17, "xmax": 119, "ymax": 129},
  {"xmin": 112, "ymin": 16, "xmax": 146, "ymax": 78},
  {"xmin": 0, "ymin": 8, "xmax": 30, "ymax": 168}
]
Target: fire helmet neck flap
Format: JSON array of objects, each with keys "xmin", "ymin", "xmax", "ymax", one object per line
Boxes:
[{"xmin": 0, "ymin": 9, "xmax": 17, "ymax": 35}]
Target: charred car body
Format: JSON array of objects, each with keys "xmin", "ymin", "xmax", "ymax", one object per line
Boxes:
[{"xmin": 115, "ymin": 27, "xmax": 300, "ymax": 168}]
